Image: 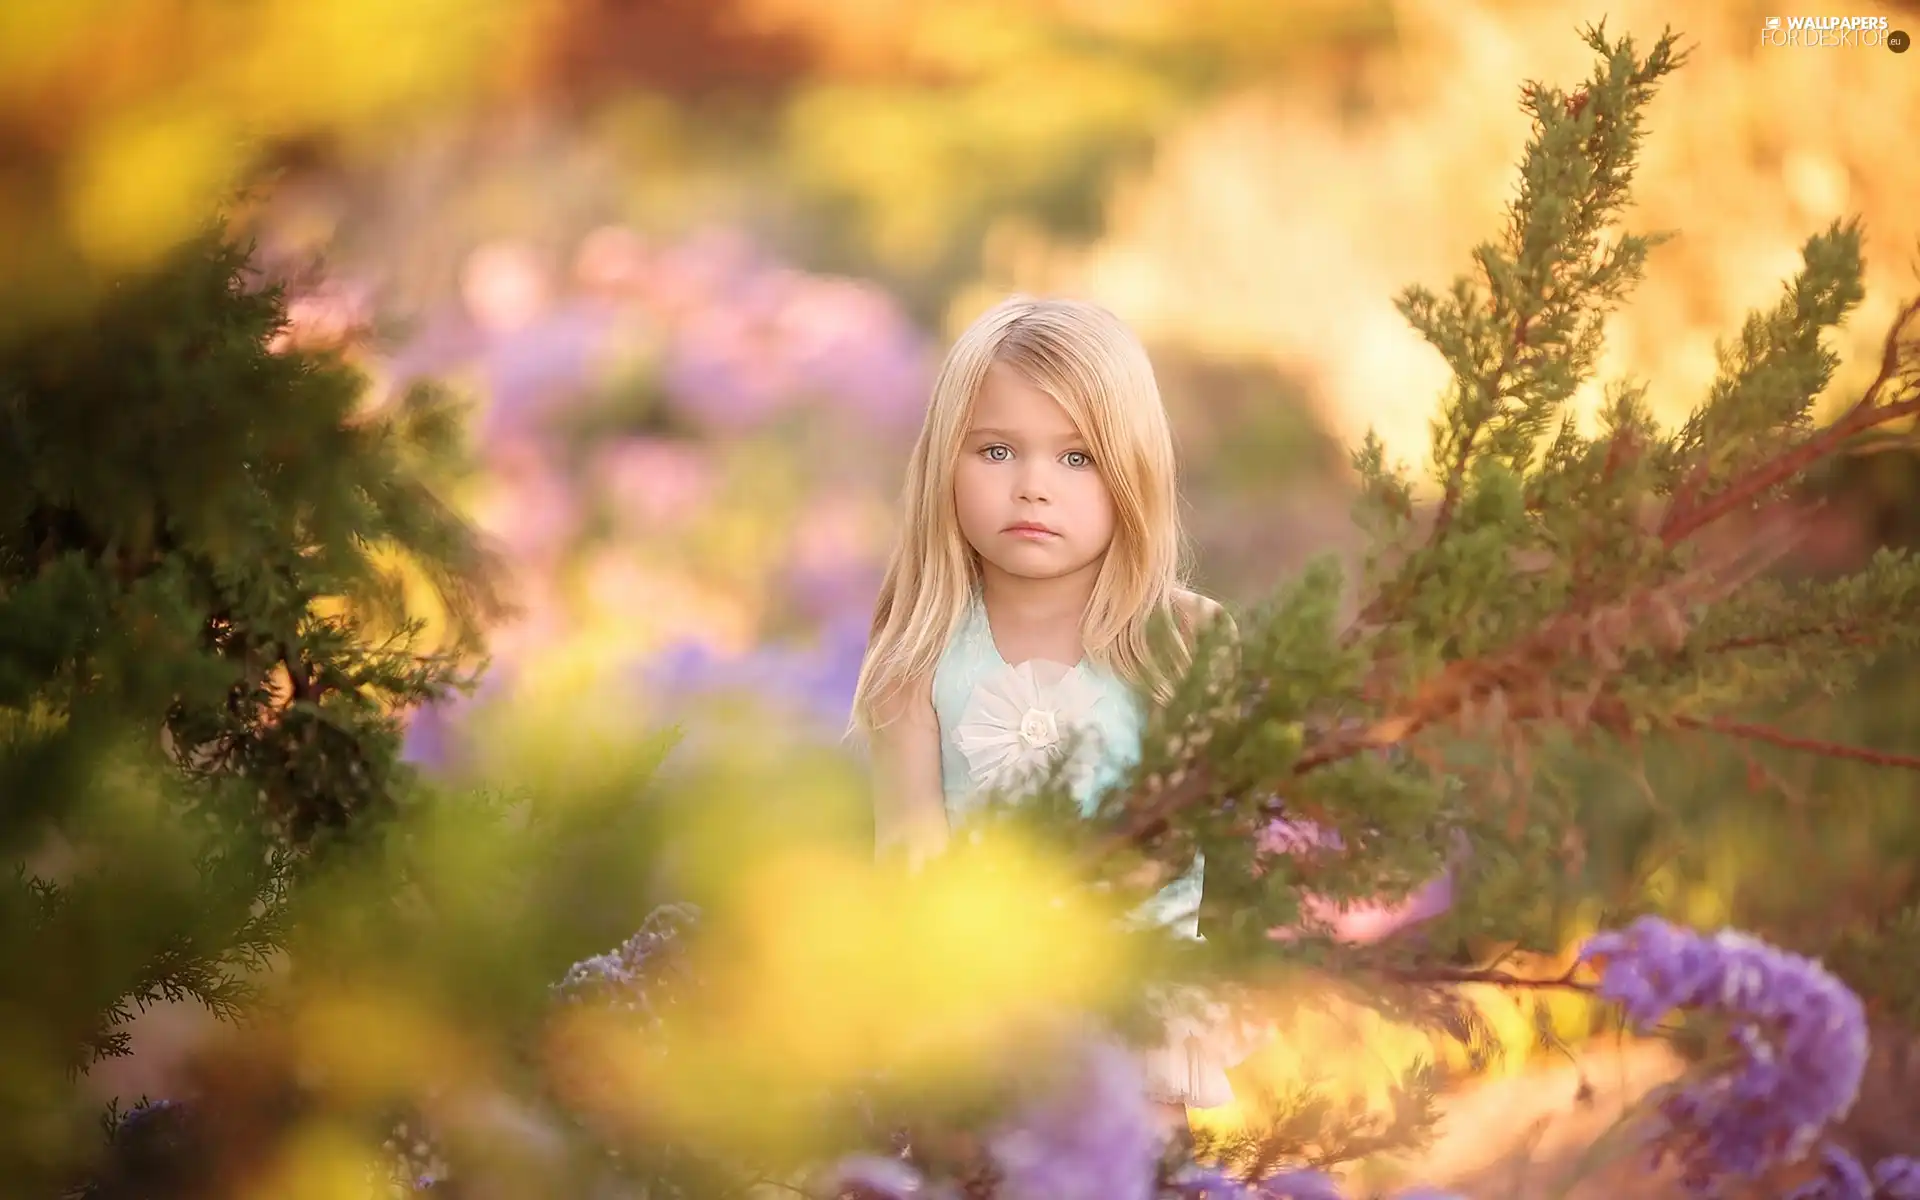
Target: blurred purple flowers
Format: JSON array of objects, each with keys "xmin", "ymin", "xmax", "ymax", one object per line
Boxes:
[
  {"xmin": 824, "ymin": 1155, "xmax": 938, "ymax": 1199},
  {"xmin": 1877, "ymin": 1156, "xmax": 1920, "ymax": 1199},
  {"xmin": 988, "ymin": 1036, "xmax": 1163, "ymax": 1200},
  {"xmin": 640, "ymin": 612, "xmax": 871, "ymax": 730},
  {"xmin": 1783, "ymin": 1146, "xmax": 1920, "ymax": 1200},
  {"xmin": 1257, "ymin": 818, "xmax": 1454, "ymax": 944},
  {"xmin": 661, "ymin": 264, "xmax": 932, "ymax": 433},
  {"xmin": 578, "ymin": 224, "xmax": 936, "ymax": 435},
  {"xmin": 591, "ymin": 437, "xmax": 716, "ymax": 530},
  {"xmin": 819, "ymin": 1034, "xmax": 1160, "ymax": 1200},
  {"xmin": 369, "ymin": 225, "xmax": 933, "ymax": 762},
  {"xmin": 552, "ymin": 903, "xmax": 703, "ymax": 1029},
  {"xmin": 385, "ymin": 226, "xmax": 933, "ymax": 440},
  {"xmin": 400, "ymin": 663, "xmax": 516, "ymax": 774},
  {"xmin": 819, "ymin": 1035, "xmax": 1471, "ymax": 1200},
  {"xmin": 1579, "ymin": 916, "xmax": 1870, "ymax": 1191}
]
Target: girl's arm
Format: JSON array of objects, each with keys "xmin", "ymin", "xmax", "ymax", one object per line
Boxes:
[
  {"xmin": 1174, "ymin": 590, "xmax": 1240, "ymax": 941},
  {"xmin": 1174, "ymin": 588, "xmax": 1236, "ymax": 646},
  {"xmin": 1120, "ymin": 590, "xmax": 1238, "ymax": 894},
  {"xmin": 869, "ymin": 676, "xmax": 950, "ymax": 870}
]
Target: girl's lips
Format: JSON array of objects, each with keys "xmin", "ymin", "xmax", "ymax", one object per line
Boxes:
[{"xmin": 1004, "ymin": 524, "xmax": 1058, "ymax": 539}]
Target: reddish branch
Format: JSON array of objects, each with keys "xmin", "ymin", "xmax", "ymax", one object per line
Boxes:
[
  {"xmin": 1378, "ymin": 960, "xmax": 1597, "ymax": 994},
  {"xmin": 1102, "ymin": 293, "xmax": 1920, "ymax": 867},
  {"xmin": 1098, "ymin": 583, "xmax": 1696, "ymax": 861},
  {"xmin": 1700, "ymin": 625, "xmax": 1874, "ymax": 654},
  {"xmin": 1674, "ymin": 715, "xmax": 1920, "ymax": 771},
  {"xmin": 1658, "ymin": 294, "xmax": 1920, "ymax": 546}
]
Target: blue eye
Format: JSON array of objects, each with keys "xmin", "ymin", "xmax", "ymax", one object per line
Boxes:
[
  {"xmin": 981, "ymin": 445, "xmax": 1012, "ymax": 462},
  {"xmin": 1063, "ymin": 450, "xmax": 1094, "ymax": 469}
]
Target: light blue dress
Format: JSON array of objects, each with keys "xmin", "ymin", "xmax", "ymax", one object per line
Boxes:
[{"xmin": 930, "ymin": 591, "xmax": 1236, "ymax": 1106}]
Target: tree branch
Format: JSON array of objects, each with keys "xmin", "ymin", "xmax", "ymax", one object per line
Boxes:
[
  {"xmin": 1107, "ymin": 300, "xmax": 1919, "ymax": 874},
  {"xmin": 1659, "ymin": 294, "xmax": 1920, "ymax": 546},
  {"xmin": 1099, "ymin": 557, "xmax": 1766, "ymax": 865},
  {"xmin": 1433, "ymin": 311, "xmax": 1534, "ymax": 540},
  {"xmin": 1699, "ymin": 625, "xmax": 1873, "ymax": 655},
  {"xmin": 1377, "ymin": 961, "xmax": 1598, "ymax": 994},
  {"xmin": 752, "ymin": 1176, "xmax": 825, "ymax": 1199},
  {"xmin": 1673, "ymin": 714, "xmax": 1920, "ymax": 771},
  {"xmin": 1347, "ymin": 304, "xmax": 1540, "ymax": 640}
]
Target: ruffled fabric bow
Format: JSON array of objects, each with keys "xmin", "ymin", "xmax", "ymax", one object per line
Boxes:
[{"xmin": 952, "ymin": 659, "xmax": 1107, "ymax": 795}]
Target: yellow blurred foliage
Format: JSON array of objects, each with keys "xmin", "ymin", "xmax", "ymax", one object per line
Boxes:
[
  {"xmin": 733, "ymin": 0, "xmax": 1046, "ymax": 76},
  {"xmin": 781, "ymin": 64, "xmax": 1183, "ymax": 270},
  {"xmin": 1006, "ymin": 0, "xmax": 1920, "ymax": 475},
  {"xmin": 736, "ymin": 0, "xmax": 1388, "ymax": 77},
  {"xmin": 292, "ymin": 989, "xmax": 484, "ymax": 1106},
  {"xmin": 1, "ymin": 0, "xmax": 549, "ymax": 277},
  {"xmin": 449, "ymin": 657, "xmax": 673, "ymax": 795},
  {"xmin": 242, "ymin": 1122, "xmax": 387, "ymax": 1200},
  {"xmin": 1243, "ymin": 970, "xmax": 1597, "ymax": 1097},
  {"xmin": 1249, "ymin": 987, "xmax": 1443, "ymax": 1101},
  {"xmin": 1639, "ymin": 857, "xmax": 1740, "ymax": 930},
  {"xmin": 1208, "ymin": 907, "xmax": 1620, "ymax": 1138},
  {"xmin": 0, "ymin": 0, "xmax": 122, "ymax": 102},
  {"xmin": 549, "ymin": 841, "xmax": 1131, "ymax": 1147},
  {"xmin": 757, "ymin": 0, "xmax": 1388, "ymax": 271}
]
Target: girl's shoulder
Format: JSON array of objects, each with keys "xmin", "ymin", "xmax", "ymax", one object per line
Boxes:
[{"xmin": 1172, "ymin": 588, "xmax": 1234, "ymax": 638}]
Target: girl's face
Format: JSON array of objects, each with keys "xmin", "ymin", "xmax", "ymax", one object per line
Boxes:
[{"xmin": 953, "ymin": 361, "xmax": 1116, "ymax": 587}]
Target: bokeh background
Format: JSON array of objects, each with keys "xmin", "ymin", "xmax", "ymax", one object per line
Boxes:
[{"xmin": 10, "ymin": 0, "xmax": 1920, "ymax": 1192}]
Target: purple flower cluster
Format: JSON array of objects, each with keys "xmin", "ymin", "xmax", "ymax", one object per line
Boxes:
[
  {"xmin": 639, "ymin": 612, "xmax": 870, "ymax": 730},
  {"xmin": 987, "ymin": 1036, "xmax": 1163, "ymax": 1200},
  {"xmin": 1879, "ymin": 1156, "xmax": 1920, "ymax": 1198},
  {"xmin": 657, "ymin": 251, "xmax": 933, "ymax": 434},
  {"xmin": 551, "ymin": 902, "xmax": 702, "ymax": 1025},
  {"xmin": 370, "ymin": 225, "xmax": 930, "ymax": 764},
  {"xmin": 1579, "ymin": 916, "xmax": 1870, "ymax": 1190},
  {"xmin": 385, "ymin": 227, "xmax": 934, "ymax": 439},
  {"xmin": 819, "ymin": 1035, "xmax": 1160, "ymax": 1200},
  {"xmin": 1785, "ymin": 1146, "xmax": 1920, "ymax": 1200},
  {"xmin": 401, "ymin": 664, "xmax": 516, "ymax": 773},
  {"xmin": 820, "ymin": 1035, "xmax": 1466, "ymax": 1200},
  {"xmin": 824, "ymin": 1155, "xmax": 938, "ymax": 1199}
]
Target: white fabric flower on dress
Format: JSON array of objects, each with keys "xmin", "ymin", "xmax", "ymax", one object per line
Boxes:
[{"xmin": 952, "ymin": 659, "xmax": 1107, "ymax": 795}]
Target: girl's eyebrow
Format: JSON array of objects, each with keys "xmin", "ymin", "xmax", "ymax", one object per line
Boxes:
[{"xmin": 966, "ymin": 426, "xmax": 1081, "ymax": 440}]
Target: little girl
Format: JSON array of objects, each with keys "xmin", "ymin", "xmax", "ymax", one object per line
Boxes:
[{"xmin": 847, "ymin": 294, "xmax": 1241, "ymax": 1125}]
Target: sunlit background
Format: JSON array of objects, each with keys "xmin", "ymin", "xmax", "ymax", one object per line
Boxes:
[{"xmin": 10, "ymin": 0, "xmax": 1920, "ymax": 1193}]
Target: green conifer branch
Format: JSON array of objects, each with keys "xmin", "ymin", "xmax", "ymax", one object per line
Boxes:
[
  {"xmin": 1095, "ymin": 25, "xmax": 1920, "ymax": 945},
  {"xmin": 1659, "ymin": 293, "xmax": 1920, "ymax": 545}
]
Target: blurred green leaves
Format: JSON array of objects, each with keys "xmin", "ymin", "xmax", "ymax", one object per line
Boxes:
[
  {"xmin": 0, "ymin": 213, "xmax": 505, "ymax": 1189},
  {"xmin": 765, "ymin": 0, "xmax": 1400, "ymax": 300}
]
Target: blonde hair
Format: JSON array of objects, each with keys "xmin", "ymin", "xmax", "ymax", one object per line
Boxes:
[{"xmin": 848, "ymin": 294, "xmax": 1190, "ymax": 734}]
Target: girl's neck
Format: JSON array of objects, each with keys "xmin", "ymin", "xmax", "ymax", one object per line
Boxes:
[{"xmin": 978, "ymin": 561, "xmax": 1099, "ymax": 621}]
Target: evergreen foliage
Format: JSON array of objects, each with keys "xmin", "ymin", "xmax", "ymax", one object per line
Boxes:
[
  {"xmin": 0, "ymin": 219, "xmax": 500, "ymax": 1192},
  {"xmin": 1099, "ymin": 20, "xmax": 1920, "ymax": 992}
]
